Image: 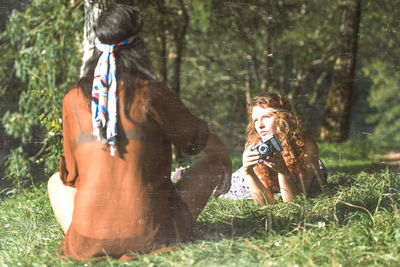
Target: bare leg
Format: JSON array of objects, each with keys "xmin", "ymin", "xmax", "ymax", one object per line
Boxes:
[
  {"xmin": 175, "ymin": 154, "xmax": 225, "ymax": 221},
  {"xmin": 47, "ymin": 172, "xmax": 76, "ymax": 233}
]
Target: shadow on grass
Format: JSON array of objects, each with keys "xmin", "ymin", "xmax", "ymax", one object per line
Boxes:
[
  {"xmin": 194, "ymin": 201, "xmax": 381, "ymax": 243},
  {"xmin": 0, "ymin": 162, "xmax": 48, "ymax": 202},
  {"xmin": 194, "ymin": 164, "xmax": 400, "ymax": 243},
  {"xmin": 0, "ymin": 177, "xmax": 13, "ymax": 201},
  {"xmin": 194, "ymin": 206, "xmax": 338, "ymax": 243}
]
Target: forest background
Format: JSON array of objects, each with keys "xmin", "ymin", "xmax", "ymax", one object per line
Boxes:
[{"xmin": 0, "ymin": 0, "xmax": 399, "ymax": 188}]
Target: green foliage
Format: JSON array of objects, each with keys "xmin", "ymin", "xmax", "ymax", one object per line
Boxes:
[
  {"xmin": 175, "ymin": 0, "xmax": 399, "ymax": 149},
  {"xmin": 358, "ymin": 1, "xmax": 400, "ymax": 149},
  {"xmin": 177, "ymin": 0, "xmax": 342, "ymax": 157},
  {"xmin": 0, "ymin": 0, "xmax": 83, "ymax": 186},
  {"xmin": 189, "ymin": 0, "xmax": 212, "ymax": 33},
  {"xmin": 364, "ymin": 60, "xmax": 400, "ymax": 148},
  {"xmin": 3, "ymin": 147, "xmax": 33, "ymax": 188},
  {"xmin": 1, "ymin": 0, "xmax": 400, "ymax": 188}
]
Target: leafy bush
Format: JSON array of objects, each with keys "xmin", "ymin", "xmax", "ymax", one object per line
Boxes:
[
  {"xmin": 0, "ymin": 0, "xmax": 83, "ymax": 187},
  {"xmin": 364, "ymin": 60, "xmax": 400, "ymax": 149}
]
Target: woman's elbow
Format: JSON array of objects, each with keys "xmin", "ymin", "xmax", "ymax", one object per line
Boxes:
[{"xmin": 252, "ymin": 192, "xmax": 274, "ymax": 205}]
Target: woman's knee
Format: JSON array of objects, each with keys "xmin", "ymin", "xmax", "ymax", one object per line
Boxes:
[
  {"xmin": 47, "ymin": 172, "xmax": 60, "ymax": 190},
  {"xmin": 47, "ymin": 172, "xmax": 67, "ymax": 201}
]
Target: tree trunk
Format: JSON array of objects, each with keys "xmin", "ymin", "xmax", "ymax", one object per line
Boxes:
[
  {"xmin": 260, "ymin": 1, "xmax": 273, "ymax": 92},
  {"xmin": 319, "ymin": 0, "xmax": 361, "ymax": 142},
  {"xmin": 155, "ymin": 28, "xmax": 168, "ymax": 83},
  {"xmin": 169, "ymin": 0, "xmax": 189, "ymax": 162},
  {"xmin": 170, "ymin": 0, "xmax": 189, "ymax": 95},
  {"xmin": 81, "ymin": 0, "xmax": 116, "ymax": 76},
  {"xmin": 154, "ymin": 0, "xmax": 168, "ymax": 83},
  {"xmin": 245, "ymin": 58, "xmax": 252, "ymax": 105}
]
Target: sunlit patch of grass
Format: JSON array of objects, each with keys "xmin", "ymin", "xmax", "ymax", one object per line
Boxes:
[
  {"xmin": 318, "ymin": 140, "xmax": 384, "ymax": 175},
  {"xmin": 318, "ymin": 140, "xmax": 377, "ymax": 162}
]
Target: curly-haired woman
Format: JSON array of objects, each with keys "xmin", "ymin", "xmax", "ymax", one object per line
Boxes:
[{"xmin": 220, "ymin": 92, "xmax": 327, "ymax": 204}]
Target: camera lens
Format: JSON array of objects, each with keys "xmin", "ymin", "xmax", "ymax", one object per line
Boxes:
[{"xmin": 258, "ymin": 144, "xmax": 269, "ymax": 154}]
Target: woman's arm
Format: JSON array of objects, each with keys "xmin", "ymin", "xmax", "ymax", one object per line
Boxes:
[
  {"xmin": 262, "ymin": 152, "xmax": 300, "ymax": 202},
  {"xmin": 242, "ymin": 146, "xmax": 274, "ymax": 204},
  {"xmin": 203, "ymin": 133, "xmax": 233, "ymax": 197},
  {"xmin": 244, "ymin": 169, "xmax": 275, "ymax": 204},
  {"xmin": 296, "ymin": 137, "xmax": 321, "ymax": 193},
  {"xmin": 264, "ymin": 137, "xmax": 320, "ymax": 202},
  {"xmin": 277, "ymin": 168, "xmax": 301, "ymax": 203}
]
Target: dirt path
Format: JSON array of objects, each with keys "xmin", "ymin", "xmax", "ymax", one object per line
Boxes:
[{"xmin": 378, "ymin": 150, "xmax": 400, "ymax": 172}]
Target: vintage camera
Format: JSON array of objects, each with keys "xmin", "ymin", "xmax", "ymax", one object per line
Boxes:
[{"xmin": 252, "ymin": 134, "xmax": 283, "ymax": 163}]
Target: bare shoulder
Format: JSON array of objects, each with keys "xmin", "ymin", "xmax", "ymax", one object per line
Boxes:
[
  {"xmin": 62, "ymin": 87, "xmax": 87, "ymax": 115},
  {"xmin": 63, "ymin": 88, "xmax": 77, "ymax": 110},
  {"xmin": 63, "ymin": 87, "xmax": 80, "ymax": 103}
]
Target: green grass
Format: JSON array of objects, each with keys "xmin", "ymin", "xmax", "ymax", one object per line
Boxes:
[{"xmin": 1, "ymin": 141, "xmax": 400, "ymax": 266}]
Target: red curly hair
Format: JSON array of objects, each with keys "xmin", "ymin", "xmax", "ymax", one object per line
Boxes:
[{"xmin": 245, "ymin": 92, "xmax": 305, "ymax": 192}]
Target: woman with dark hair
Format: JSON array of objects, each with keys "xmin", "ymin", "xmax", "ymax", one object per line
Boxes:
[
  {"xmin": 220, "ymin": 92, "xmax": 327, "ymax": 204},
  {"xmin": 47, "ymin": 4, "xmax": 231, "ymax": 260}
]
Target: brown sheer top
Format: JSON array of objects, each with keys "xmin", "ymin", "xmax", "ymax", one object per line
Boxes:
[{"xmin": 58, "ymin": 80, "xmax": 209, "ymax": 260}]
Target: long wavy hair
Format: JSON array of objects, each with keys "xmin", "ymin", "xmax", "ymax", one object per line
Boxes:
[
  {"xmin": 245, "ymin": 92, "xmax": 305, "ymax": 191},
  {"xmin": 78, "ymin": 4, "xmax": 156, "ymax": 121}
]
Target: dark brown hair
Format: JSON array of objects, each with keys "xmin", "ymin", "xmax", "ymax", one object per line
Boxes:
[{"xmin": 78, "ymin": 4, "xmax": 156, "ymax": 120}]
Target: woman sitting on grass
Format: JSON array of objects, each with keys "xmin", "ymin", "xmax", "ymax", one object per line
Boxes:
[
  {"xmin": 220, "ymin": 92, "xmax": 327, "ymax": 204},
  {"xmin": 47, "ymin": 4, "xmax": 231, "ymax": 261}
]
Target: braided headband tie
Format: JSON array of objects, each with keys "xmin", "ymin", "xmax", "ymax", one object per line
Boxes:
[{"xmin": 91, "ymin": 35, "xmax": 139, "ymax": 156}]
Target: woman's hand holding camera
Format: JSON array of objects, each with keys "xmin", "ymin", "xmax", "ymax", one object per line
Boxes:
[
  {"xmin": 242, "ymin": 144, "xmax": 260, "ymax": 174},
  {"xmin": 243, "ymin": 144, "xmax": 289, "ymax": 176},
  {"xmin": 262, "ymin": 152, "xmax": 290, "ymax": 176},
  {"xmin": 242, "ymin": 144, "xmax": 275, "ymax": 204}
]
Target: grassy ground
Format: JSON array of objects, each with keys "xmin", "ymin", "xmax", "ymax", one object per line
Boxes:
[{"xmin": 0, "ymin": 142, "xmax": 399, "ymax": 266}]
